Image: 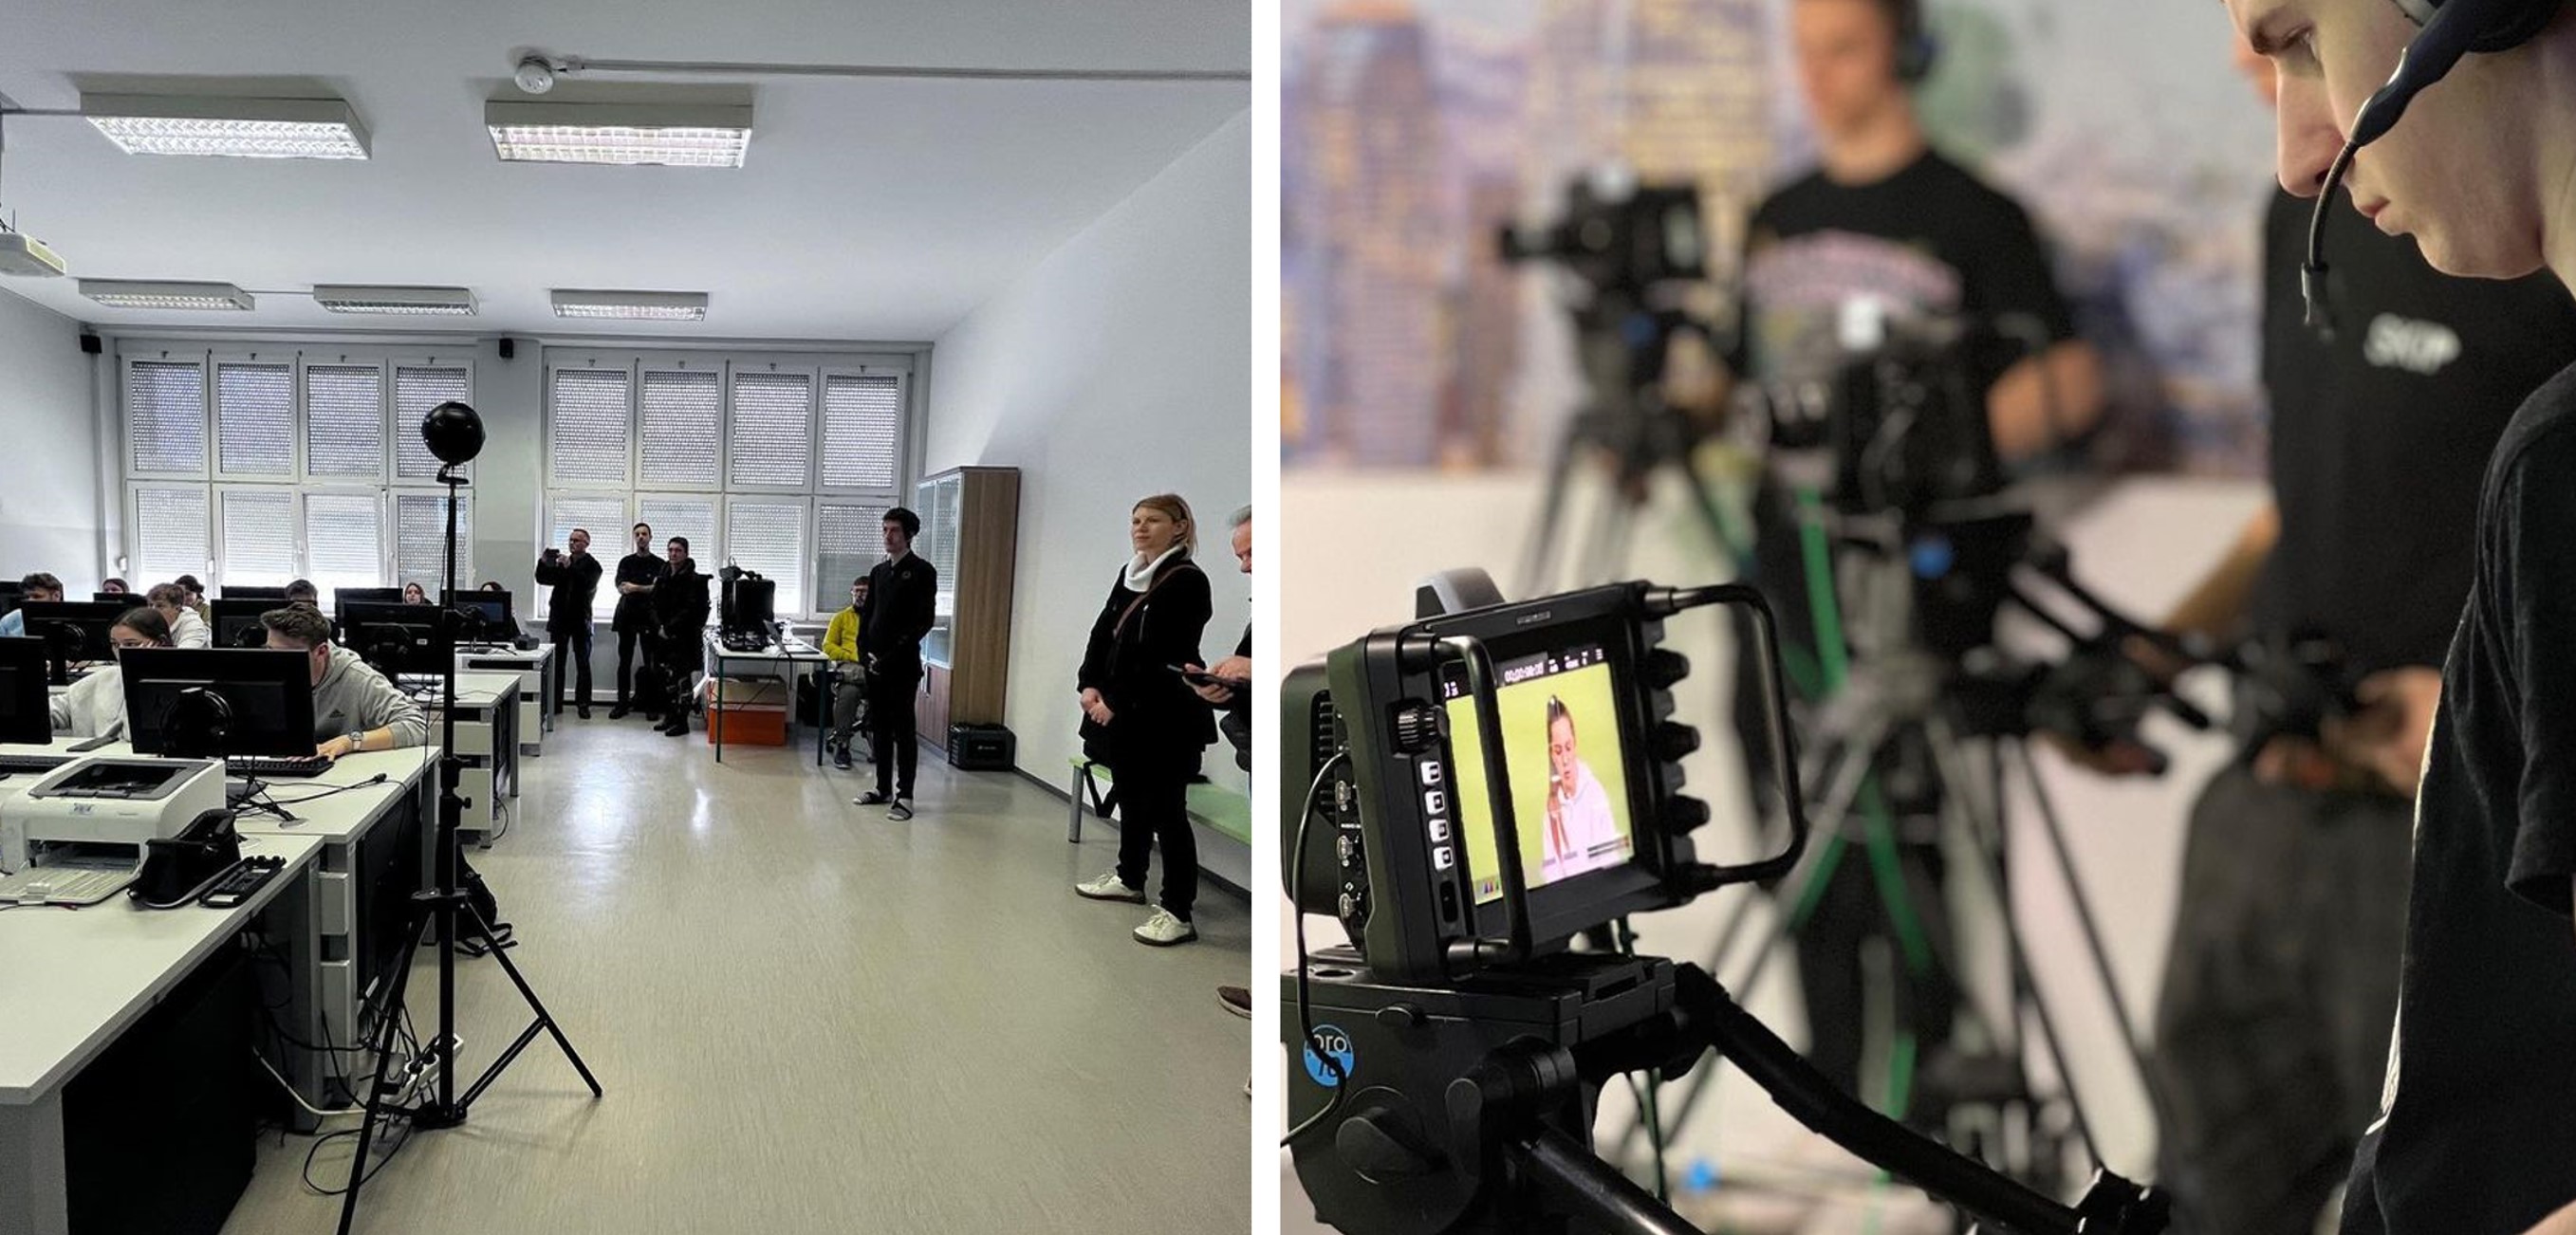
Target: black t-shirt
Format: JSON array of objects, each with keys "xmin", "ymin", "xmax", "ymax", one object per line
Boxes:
[
  {"xmin": 2342, "ymin": 363, "xmax": 2576, "ymax": 1235},
  {"xmin": 2256, "ymin": 188, "xmax": 2576, "ymax": 679},
  {"xmin": 860, "ymin": 553, "xmax": 936, "ymax": 671},
  {"xmin": 1729, "ymin": 147, "xmax": 2076, "ymax": 394},
  {"xmin": 612, "ymin": 551, "xmax": 667, "ymax": 632}
]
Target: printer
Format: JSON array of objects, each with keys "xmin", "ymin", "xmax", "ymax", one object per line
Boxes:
[{"xmin": 0, "ymin": 757, "xmax": 222, "ymax": 872}]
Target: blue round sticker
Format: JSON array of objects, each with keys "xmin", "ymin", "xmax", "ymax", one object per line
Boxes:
[{"xmin": 1303, "ymin": 1023, "xmax": 1356, "ymax": 1088}]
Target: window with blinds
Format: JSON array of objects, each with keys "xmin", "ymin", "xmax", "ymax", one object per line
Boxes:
[
  {"xmin": 127, "ymin": 360, "xmax": 208, "ymax": 476},
  {"xmin": 636, "ymin": 496, "xmax": 718, "ymax": 570},
  {"xmin": 215, "ymin": 362, "xmax": 295, "ymax": 478},
  {"xmin": 121, "ymin": 347, "xmax": 476, "ymax": 592},
  {"xmin": 728, "ymin": 370, "xmax": 814, "ymax": 489},
  {"xmin": 393, "ymin": 365, "xmax": 473, "ymax": 480},
  {"xmin": 217, "ymin": 489, "xmax": 299, "ymax": 583},
  {"xmin": 814, "ymin": 502, "xmax": 888, "ymax": 615},
  {"xmin": 725, "ymin": 500, "xmax": 807, "ymax": 618},
  {"xmin": 394, "ymin": 491, "xmax": 473, "ymax": 592},
  {"xmin": 639, "ymin": 368, "xmax": 723, "ymax": 488},
  {"xmin": 304, "ymin": 364, "xmax": 387, "ymax": 480},
  {"xmin": 550, "ymin": 369, "xmax": 632, "ymax": 486},
  {"xmin": 302, "ymin": 492, "xmax": 385, "ymax": 595},
  {"xmin": 822, "ymin": 374, "xmax": 903, "ymax": 490},
  {"xmin": 131, "ymin": 487, "xmax": 211, "ymax": 586}
]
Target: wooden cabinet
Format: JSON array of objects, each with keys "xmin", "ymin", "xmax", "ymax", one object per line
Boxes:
[{"xmin": 914, "ymin": 467, "xmax": 1019, "ymax": 746}]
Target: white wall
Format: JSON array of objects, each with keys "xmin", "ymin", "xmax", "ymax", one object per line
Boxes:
[
  {"xmin": 924, "ymin": 111, "xmax": 1252, "ymax": 866},
  {"xmin": 0, "ymin": 289, "xmax": 102, "ymax": 585}
]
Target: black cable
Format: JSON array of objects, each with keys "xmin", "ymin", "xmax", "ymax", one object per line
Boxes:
[
  {"xmin": 0, "ymin": 901, "xmax": 79, "ymax": 911},
  {"xmin": 264, "ymin": 773, "xmax": 393, "ymax": 805},
  {"xmin": 1283, "ymin": 750, "xmax": 1354, "ymax": 1147}
]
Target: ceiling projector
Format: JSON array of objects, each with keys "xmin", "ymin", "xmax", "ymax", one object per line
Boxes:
[{"xmin": 0, "ymin": 231, "xmax": 67, "ymax": 278}]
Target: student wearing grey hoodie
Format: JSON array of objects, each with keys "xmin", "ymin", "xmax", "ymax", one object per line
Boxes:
[{"xmin": 260, "ymin": 605, "xmax": 428, "ymax": 759}]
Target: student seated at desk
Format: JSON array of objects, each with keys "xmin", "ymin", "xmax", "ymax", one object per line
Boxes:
[
  {"xmin": 260, "ymin": 606, "xmax": 428, "ymax": 760},
  {"xmin": 147, "ymin": 583, "xmax": 212, "ymax": 649},
  {"xmin": 47, "ymin": 607, "xmax": 173, "ymax": 738},
  {"xmin": 0, "ymin": 572, "xmax": 64, "ymax": 637}
]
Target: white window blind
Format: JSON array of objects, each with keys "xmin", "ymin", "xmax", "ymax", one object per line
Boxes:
[
  {"xmin": 302, "ymin": 492, "xmax": 385, "ymax": 596},
  {"xmin": 394, "ymin": 365, "xmax": 473, "ymax": 480},
  {"xmin": 127, "ymin": 360, "xmax": 208, "ymax": 475},
  {"xmin": 132, "ymin": 487, "xmax": 210, "ymax": 587},
  {"xmin": 815, "ymin": 502, "xmax": 888, "ymax": 615},
  {"xmin": 727, "ymin": 370, "xmax": 813, "ymax": 489},
  {"xmin": 305, "ymin": 364, "xmax": 387, "ymax": 480},
  {"xmin": 394, "ymin": 491, "xmax": 473, "ymax": 593},
  {"xmin": 545, "ymin": 495, "xmax": 626, "ymax": 624},
  {"xmin": 636, "ymin": 495, "xmax": 718, "ymax": 573},
  {"xmin": 725, "ymin": 500, "xmax": 807, "ymax": 618},
  {"xmin": 214, "ymin": 362, "xmax": 295, "ymax": 478},
  {"xmin": 550, "ymin": 368, "xmax": 632, "ymax": 486},
  {"xmin": 822, "ymin": 374, "xmax": 903, "ymax": 490},
  {"xmin": 217, "ymin": 489, "xmax": 298, "ymax": 584},
  {"xmin": 639, "ymin": 368, "xmax": 722, "ymax": 488}
]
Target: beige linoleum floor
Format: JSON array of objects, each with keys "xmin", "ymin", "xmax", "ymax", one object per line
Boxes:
[{"xmin": 223, "ymin": 714, "xmax": 1252, "ymax": 1235}]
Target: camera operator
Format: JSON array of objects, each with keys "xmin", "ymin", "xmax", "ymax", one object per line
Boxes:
[
  {"xmin": 535, "ymin": 527, "xmax": 602, "ymax": 719},
  {"xmin": 2217, "ymin": 1, "xmax": 2576, "ymax": 1230},
  {"xmin": 1707, "ymin": 0, "xmax": 2106, "ymax": 1116},
  {"xmin": 2063, "ymin": 39, "xmax": 2576, "ymax": 1234}
]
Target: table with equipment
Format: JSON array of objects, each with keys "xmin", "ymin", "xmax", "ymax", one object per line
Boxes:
[
  {"xmin": 701, "ymin": 636, "xmax": 835, "ymax": 765},
  {"xmin": 456, "ymin": 643, "xmax": 554, "ymax": 758},
  {"xmin": 0, "ymin": 827, "xmax": 324, "ymax": 1235}
]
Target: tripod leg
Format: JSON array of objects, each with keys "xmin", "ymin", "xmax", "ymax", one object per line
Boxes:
[
  {"xmin": 452, "ymin": 904, "xmax": 603, "ymax": 1105},
  {"xmin": 336, "ymin": 909, "xmax": 436, "ymax": 1235},
  {"xmin": 2006, "ymin": 738, "xmax": 2181, "ymax": 1136},
  {"xmin": 1519, "ymin": 415, "xmax": 1594, "ymax": 599},
  {"xmin": 1924, "ymin": 724, "xmax": 2104, "ymax": 1168}
]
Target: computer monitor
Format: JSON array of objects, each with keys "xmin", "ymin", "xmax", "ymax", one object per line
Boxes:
[
  {"xmin": 222, "ymin": 584, "xmax": 289, "ymax": 601},
  {"xmin": 442, "ymin": 589, "xmax": 513, "ymax": 642},
  {"xmin": 120, "ymin": 648, "xmax": 317, "ymax": 759},
  {"xmin": 341, "ymin": 601, "xmax": 445, "ymax": 677},
  {"xmin": 721, "ymin": 573, "xmax": 776, "ymax": 636},
  {"xmin": 208, "ymin": 599, "xmax": 274, "ymax": 649},
  {"xmin": 0, "ymin": 636, "xmax": 49, "ymax": 744},
  {"xmin": 16, "ymin": 601, "xmax": 134, "ymax": 679},
  {"xmin": 334, "ymin": 586, "xmax": 402, "ymax": 612},
  {"xmin": 91, "ymin": 591, "xmax": 131, "ymax": 605}
]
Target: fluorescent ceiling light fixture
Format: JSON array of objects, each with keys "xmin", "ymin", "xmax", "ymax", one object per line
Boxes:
[
  {"xmin": 80, "ymin": 280, "xmax": 255, "ymax": 310},
  {"xmin": 82, "ymin": 94, "xmax": 370, "ymax": 159},
  {"xmin": 550, "ymin": 289, "xmax": 708, "ymax": 321},
  {"xmin": 312, "ymin": 285, "xmax": 477, "ymax": 316},
  {"xmin": 486, "ymin": 101, "xmax": 751, "ymax": 168}
]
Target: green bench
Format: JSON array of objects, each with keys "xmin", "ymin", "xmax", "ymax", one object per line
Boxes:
[{"xmin": 1066, "ymin": 756, "xmax": 1251, "ymax": 846}]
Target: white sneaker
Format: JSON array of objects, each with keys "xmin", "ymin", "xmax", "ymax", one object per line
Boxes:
[
  {"xmin": 1074, "ymin": 871, "xmax": 1146, "ymax": 903},
  {"xmin": 1133, "ymin": 908, "xmax": 1198, "ymax": 947}
]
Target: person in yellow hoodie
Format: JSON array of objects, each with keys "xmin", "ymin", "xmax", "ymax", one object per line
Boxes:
[{"xmin": 822, "ymin": 575, "xmax": 870, "ymax": 769}]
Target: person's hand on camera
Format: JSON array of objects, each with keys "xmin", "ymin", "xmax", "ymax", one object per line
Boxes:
[
  {"xmin": 2320, "ymin": 666, "xmax": 2442, "ymax": 797},
  {"xmin": 1081, "ymin": 687, "xmax": 1114, "ymax": 726}
]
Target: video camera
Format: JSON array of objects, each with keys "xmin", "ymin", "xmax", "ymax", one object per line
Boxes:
[
  {"xmin": 1280, "ymin": 571, "xmax": 2170, "ymax": 1235},
  {"xmin": 1742, "ymin": 311, "xmax": 2004, "ymax": 521},
  {"xmin": 1499, "ymin": 175, "xmax": 1707, "ymax": 295}
]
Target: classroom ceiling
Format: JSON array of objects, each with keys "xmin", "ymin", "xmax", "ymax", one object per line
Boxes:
[{"xmin": 0, "ymin": 0, "xmax": 1248, "ymax": 341}]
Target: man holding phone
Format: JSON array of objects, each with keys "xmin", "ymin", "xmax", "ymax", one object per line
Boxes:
[{"xmin": 535, "ymin": 527, "xmax": 603, "ymax": 719}]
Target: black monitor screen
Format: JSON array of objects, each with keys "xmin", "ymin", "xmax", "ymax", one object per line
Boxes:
[
  {"xmin": 442, "ymin": 589, "xmax": 512, "ymax": 639},
  {"xmin": 334, "ymin": 586, "xmax": 403, "ymax": 612},
  {"xmin": 342, "ymin": 602, "xmax": 444, "ymax": 676},
  {"xmin": 0, "ymin": 636, "xmax": 49, "ymax": 743},
  {"xmin": 209, "ymin": 599, "xmax": 274, "ymax": 649},
  {"xmin": 17, "ymin": 601, "xmax": 133, "ymax": 665},
  {"xmin": 724, "ymin": 576, "xmax": 776, "ymax": 635},
  {"xmin": 223, "ymin": 584, "xmax": 290, "ymax": 601},
  {"xmin": 120, "ymin": 648, "xmax": 318, "ymax": 758},
  {"xmin": 91, "ymin": 592, "xmax": 130, "ymax": 605}
]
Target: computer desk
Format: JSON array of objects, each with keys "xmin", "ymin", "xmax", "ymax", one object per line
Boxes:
[
  {"xmin": 416, "ymin": 671, "xmax": 521, "ymax": 845},
  {"xmin": 456, "ymin": 643, "xmax": 554, "ymax": 759},
  {"xmin": 701, "ymin": 636, "xmax": 834, "ymax": 765},
  {"xmin": 0, "ymin": 830, "xmax": 323, "ymax": 1235}
]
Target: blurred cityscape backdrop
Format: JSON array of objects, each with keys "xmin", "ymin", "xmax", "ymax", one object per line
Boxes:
[{"xmin": 1282, "ymin": 0, "xmax": 2279, "ymax": 474}]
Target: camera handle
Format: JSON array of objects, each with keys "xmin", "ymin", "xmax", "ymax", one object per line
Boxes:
[{"xmin": 1455, "ymin": 964, "xmax": 2168, "ymax": 1235}]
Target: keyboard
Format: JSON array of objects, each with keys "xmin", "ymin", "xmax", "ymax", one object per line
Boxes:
[
  {"xmin": 227, "ymin": 754, "xmax": 334, "ymax": 780},
  {"xmin": 0, "ymin": 862, "xmax": 138, "ymax": 906},
  {"xmin": 0, "ymin": 754, "xmax": 70, "ymax": 776}
]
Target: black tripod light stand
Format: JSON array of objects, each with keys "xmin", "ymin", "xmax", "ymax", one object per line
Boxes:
[{"xmin": 337, "ymin": 401, "xmax": 602, "ymax": 1233}]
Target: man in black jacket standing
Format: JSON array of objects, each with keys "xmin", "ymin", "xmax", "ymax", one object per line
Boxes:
[
  {"xmin": 609, "ymin": 522, "xmax": 667, "ymax": 720},
  {"xmin": 653, "ymin": 538, "xmax": 711, "ymax": 737},
  {"xmin": 535, "ymin": 527, "xmax": 603, "ymax": 719},
  {"xmin": 854, "ymin": 507, "xmax": 936, "ymax": 820}
]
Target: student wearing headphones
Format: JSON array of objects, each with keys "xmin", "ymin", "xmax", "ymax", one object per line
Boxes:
[{"xmin": 2226, "ymin": 0, "xmax": 2576, "ymax": 1230}]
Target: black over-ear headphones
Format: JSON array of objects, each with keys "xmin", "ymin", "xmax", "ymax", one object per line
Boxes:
[
  {"xmin": 2303, "ymin": 0, "xmax": 2567, "ymax": 334},
  {"xmin": 1893, "ymin": 0, "xmax": 1937, "ymax": 84}
]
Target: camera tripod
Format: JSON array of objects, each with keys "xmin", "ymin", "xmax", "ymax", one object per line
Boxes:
[{"xmin": 335, "ymin": 433, "xmax": 602, "ymax": 1233}]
